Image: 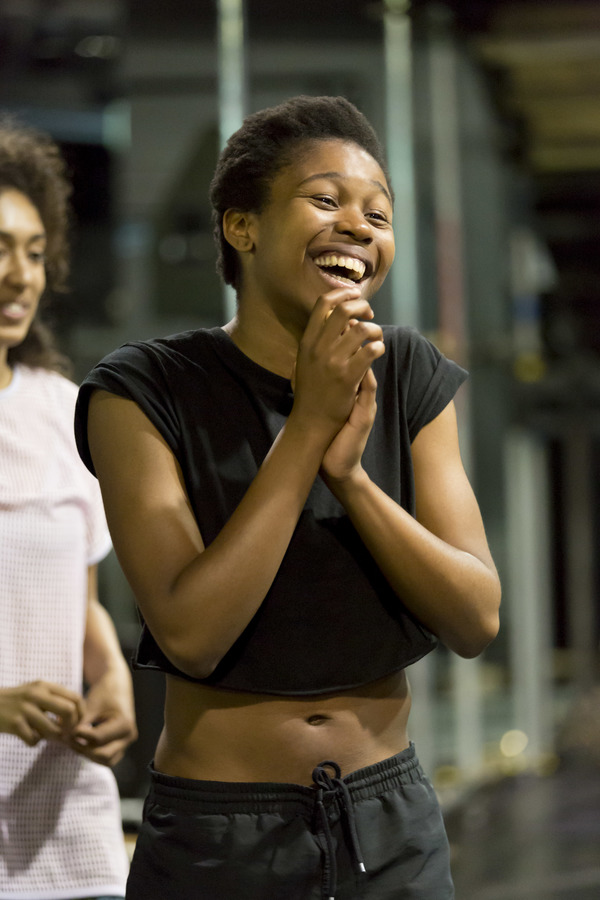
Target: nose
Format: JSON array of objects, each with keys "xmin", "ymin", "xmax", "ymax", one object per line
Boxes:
[
  {"xmin": 6, "ymin": 249, "xmax": 35, "ymax": 287},
  {"xmin": 335, "ymin": 208, "xmax": 373, "ymax": 243}
]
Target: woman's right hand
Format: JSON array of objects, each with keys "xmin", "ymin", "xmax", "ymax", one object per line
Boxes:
[
  {"xmin": 291, "ymin": 286, "xmax": 385, "ymax": 439},
  {"xmin": 0, "ymin": 681, "xmax": 85, "ymax": 747}
]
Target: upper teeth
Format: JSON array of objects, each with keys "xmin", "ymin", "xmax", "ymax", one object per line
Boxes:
[{"xmin": 314, "ymin": 254, "xmax": 366, "ymax": 281}]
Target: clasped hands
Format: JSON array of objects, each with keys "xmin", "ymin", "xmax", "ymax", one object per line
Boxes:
[
  {"xmin": 292, "ymin": 287, "xmax": 384, "ymax": 483},
  {"xmin": 0, "ymin": 673, "xmax": 137, "ymax": 767}
]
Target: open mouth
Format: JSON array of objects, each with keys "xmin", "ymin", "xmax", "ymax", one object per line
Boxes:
[
  {"xmin": 313, "ymin": 253, "xmax": 367, "ymax": 287},
  {"xmin": 0, "ymin": 301, "xmax": 28, "ymax": 321}
]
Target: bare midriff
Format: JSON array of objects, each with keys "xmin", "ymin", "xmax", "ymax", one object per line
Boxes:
[{"xmin": 154, "ymin": 669, "xmax": 411, "ymax": 786}]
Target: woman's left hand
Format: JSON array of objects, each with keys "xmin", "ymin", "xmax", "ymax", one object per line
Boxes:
[
  {"xmin": 69, "ymin": 669, "xmax": 137, "ymax": 767},
  {"xmin": 320, "ymin": 366, "xmax": 378, "ymax": 485}
]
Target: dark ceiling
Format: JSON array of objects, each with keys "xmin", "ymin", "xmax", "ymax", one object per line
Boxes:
[
  {"xmin": 0, "ymin": 0, "xmax": 598, "ymax": 361},
  {"xmin": 423, "ymin": 0, "xmax": 600, "ymax": 360}
]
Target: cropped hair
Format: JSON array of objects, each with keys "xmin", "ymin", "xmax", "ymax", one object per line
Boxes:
[
  {"xmin": 209, "ymin": 95, "xmax": 393, "ymax": 291},
  {"xmin": 0, "ymin": 116, "xmax": 72, "ymax": 374}
]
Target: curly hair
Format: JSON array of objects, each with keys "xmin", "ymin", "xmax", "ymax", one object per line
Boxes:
[
  {"xmin": 0, "ymin": 115, "xmax": 72, "ymax": 373},
  {"xmin": 209, "ymin": 95, "xmax": 393, "ymax": 291}
]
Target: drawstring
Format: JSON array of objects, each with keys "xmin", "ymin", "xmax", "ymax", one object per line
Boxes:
[{"xmin": 312, "ymin": 761, "xmax": 367, "ymax": 900}]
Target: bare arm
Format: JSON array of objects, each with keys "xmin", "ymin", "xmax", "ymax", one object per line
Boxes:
[
  {"xmin": 87, "ymin": 291, "xmax": 385, "ymax": 680},
  {"xmin": 69, "ymin": 565, "xmax": 138, "ymax": 766},
  {"xmin": 323, "ymin": 399, "xmax": 501, "ymax": 658}
]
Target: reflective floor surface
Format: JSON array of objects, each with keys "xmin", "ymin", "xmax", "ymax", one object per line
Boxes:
[{"xmin": 445, "ymin": 757, "xmax": 600, "ymax": 899}]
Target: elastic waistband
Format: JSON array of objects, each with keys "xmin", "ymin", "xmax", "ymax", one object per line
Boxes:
[{"xmin": 147, "ymin": 743, "xmax": 422, "ymax": 817}]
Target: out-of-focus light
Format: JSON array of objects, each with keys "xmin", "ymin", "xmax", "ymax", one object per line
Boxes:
[
  {"xmin": 513, "ymin": 352, "xmax": 546, "ymax": 383},
  {"xmin": 159, "ymin": 234, "xmax": 187, "ymax": 265},
  {"xmin": 500, "ymin": 729, "xmax": 529, "ymax": 758},
  {"xmin": 75, "ymin": 35, "xmax": 120, "ymax": 59}
]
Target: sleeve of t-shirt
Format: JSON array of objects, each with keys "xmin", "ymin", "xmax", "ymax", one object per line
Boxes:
[
  {"xmin": 395, "ymin": 327, "xmax": 469, "ymax": 442},
  {"xmin": 74, "ymin": 341, "xmax": 181, "ymax": 477}
]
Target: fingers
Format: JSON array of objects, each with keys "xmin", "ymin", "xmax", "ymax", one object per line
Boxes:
[
  {"xmin": 71, "ymin": 729, "xmax": 130, "ymax": 766},
  {"xmin": 357, "ymin": 366, "xmax": 378, "ymax": 399},
  {"xmin": 347, "ymin": 369, "xmax": 379, "ymax": 430},
  {"xmin": 71, "ymin": 713, "xmax": 138, "ymax": 767},
  {"xmin": 304, "ymin": 289, "xmax": 384, "ymax": 373},
  {"xmin": 291, "ymin": 286, "xmax": 385, "ymax": 440},
  {"xmin": 0, "ymin": 681, "xmax": 138, "ymax": 767},
  {"xmin": 12, "ymin": 718, "xmax": 43, "ymax": 747},
  {"xmin": 37, "ymin": 683, "xmax": 86, "ymax": 731},
  {"xmin": 72, "ymin": 714, "xmax": 134, "ymax": 747},
  {"xmin": 0, "ymin": 681, "xmax": 85, "ymax": 747},
  {"xmin": 76, "ymin": 739, "xmax": 128, "ymax": 768},
  {"xmin": 319, "ymin": 369, "xmax": 379, "ymax": 484},
  {"xmin": 306, "ymin": 286, "xmax": 371, "ymax": 336}
]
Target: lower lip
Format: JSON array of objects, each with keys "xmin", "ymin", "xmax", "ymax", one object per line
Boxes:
[
  {"xmin": 0, "ymin": 305, "xmax": 28, "ymax": 322},
  {"xmin": 317, "ymin": 268, "xmax": 363, "ymax": 289}
]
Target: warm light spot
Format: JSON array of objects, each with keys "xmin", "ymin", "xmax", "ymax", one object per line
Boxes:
[{"xmin": 500, "ymin": 729, "xmax": 529, "ymax": 757}]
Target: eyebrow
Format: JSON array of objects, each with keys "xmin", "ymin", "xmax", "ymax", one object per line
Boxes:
[
  {"xmin": 0, "ymin": 230, "xmax": 46, "ymax": 243},
  {"xmin": 299, "ymin": 171, "xmax": 393, "ymax": 206}
]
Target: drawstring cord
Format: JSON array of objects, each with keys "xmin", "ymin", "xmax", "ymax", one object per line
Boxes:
[{"xmin": 312, "ymin": 761, "xmax": 367, "ymax": 900}]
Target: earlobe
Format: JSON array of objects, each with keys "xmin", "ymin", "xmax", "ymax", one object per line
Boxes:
[{"xmin": 223, "ymin": 209, "xmax": 256, "ymax": 253}]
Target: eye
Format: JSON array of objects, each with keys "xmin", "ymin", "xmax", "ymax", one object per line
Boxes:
[
  {"xmin": 313, "ymin": 195, "xmax": 338, "ymax": 208},
  {"xmin": 366, "ymin": 210, "xmax": 390, "ymax": 224},
  {"xmin": 29, "ymin": 250, "xmax": 46, "ymax": 264}
]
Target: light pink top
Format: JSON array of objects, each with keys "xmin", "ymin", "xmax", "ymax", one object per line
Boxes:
[{"xmin": 0, "ymin": 365, "xmax": 129, "ymax": 899}]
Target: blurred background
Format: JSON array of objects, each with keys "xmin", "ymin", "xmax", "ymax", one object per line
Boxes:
[{"xmin": 1, "ymin": 1, "xmax": 598, "ymax": 896}]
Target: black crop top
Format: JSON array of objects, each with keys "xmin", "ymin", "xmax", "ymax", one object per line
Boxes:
[{"xmin": 75, "ymin": 325, "xmax": 468, "ymax": 695}]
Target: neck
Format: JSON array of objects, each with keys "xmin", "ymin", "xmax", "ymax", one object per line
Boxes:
[
  {"xmin": 223, "ymin": 305, "xmax": 301, "ymax": 379},
  {"xmin": 0, "ymin": 351, "xmax": 13, "ymax": 391},
  {"xmin": 0, "ymin": 365, "xmax": 12, "ymax": 391}
]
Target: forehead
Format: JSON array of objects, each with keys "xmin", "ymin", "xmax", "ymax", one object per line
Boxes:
[
  {"xmin": 0, "ymin": 187, "xmax": 44, "ymax": 233},
  {"xmin": 273, "ymin": 139, "xmax": 391, "ymax": 202}
]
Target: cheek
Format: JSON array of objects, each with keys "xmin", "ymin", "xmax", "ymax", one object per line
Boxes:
[
  {"xmin": 27, "ymin": 288, "xmax": 44, "ymax": 324},
  {"xmin": 34, "ymin": 271, "xmax": 46, "ymax": 300},
  {"xmin": 380, "ymin": 239, "xmax": 395, "ymax": 274}
]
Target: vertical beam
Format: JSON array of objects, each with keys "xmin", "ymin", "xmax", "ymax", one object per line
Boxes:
[
  {"xmin": 506, "ymin": 429, "xmax": 553, "ymax": 759},
  {"xmin": 564, "ymin": 426, "xmax": 596, "ymax": 691},
  {"xmin": 428, "ymin": 11, "xmax": 466, "ymax": 361},
  {"xmin": 406, "ymin": 655, "xmax": 436, "ymax": 776},
  {"xmin": 217, "ymin": 0, "xmax": 247, "ymax": 320},
  {"xmin": 383, "ymin": 0, "xmax": 432, "ymax": 766},
  {"xmin": 383, "ymin": 0, "xmax": 420, "ymax": 328},
  {"xmin": 427, "ymin": 8, "xmax": 484, "ymax": 778}
]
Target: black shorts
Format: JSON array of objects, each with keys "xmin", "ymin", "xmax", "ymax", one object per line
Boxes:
[{"xmin": 126, "ymin": 743, "xmax": 454, "ymax": 900}]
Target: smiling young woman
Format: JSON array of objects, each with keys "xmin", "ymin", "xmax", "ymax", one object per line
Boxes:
[
  {"xmin": 0, "ymin": 118, "xmax": 136, "ymax": 900},
  {"xmin": 0, "ymin": 188, "xmax": 47, "ymax": 382},
  {"xmin": 75, "ymin": 95, "xmax": 501, "ymax": 900}
]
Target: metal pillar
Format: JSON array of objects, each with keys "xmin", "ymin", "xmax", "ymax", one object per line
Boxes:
[
  {"xmin": 564, "ymin": 426, "xmax": 597, "ymax": 691},
  {"xmin": 427, "ymin": 8, "xmax": 484, "ymax": 778},
  {"xmin": 383, "ymin": 0, "xmax": 420, "ymax": 328},
  {"xmin": 383, "ymin": 0, "xmax": 435, "ymax": 769},
  {"xmin": 505, "ymin": 429, "xmax": 553, "ymax": 759},
  {"xmin": 217, "ymin": 0, "xmax": 247, "ymax": 321}
]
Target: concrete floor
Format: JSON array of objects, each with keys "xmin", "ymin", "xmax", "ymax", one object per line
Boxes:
[{"xmin": 445, "ymin": 757, "xmax": 600, "ymax": 899}]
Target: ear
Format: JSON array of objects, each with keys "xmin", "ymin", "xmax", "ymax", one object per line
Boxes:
[{"xmin": 222, "ymin": 209, "xmax": 257, "ymax": 253}]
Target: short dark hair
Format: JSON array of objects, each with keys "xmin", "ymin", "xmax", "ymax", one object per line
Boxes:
[
  {"xmin": 209, "ymin": 95, "xmax": 393, "ymax": 291},
  {"xmin": 0, "ymin": 116, "xmax": 72, "ymax": 373}
]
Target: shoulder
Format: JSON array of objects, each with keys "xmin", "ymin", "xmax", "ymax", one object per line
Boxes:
[
  {"xmin": 381, "ymin": 325, "xmax": 449, "ymax": 366},
  {"xmin": 84, "ymin": 328, "xmax": 220, "ymax": 381},
  {"xmin": 376, "ymin": 326, "xmax": 468, "ymax": 439},
  {"xmin": 75, "ymin": 329, "xmax": 221, "ymax": 475},
  {"xmin": 17, "ymin": 365, "xmax": 78, "ymax": 411},
  {"xmin": 377, "ymin": 325, "xmax": 466, "ymax": 386}
]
